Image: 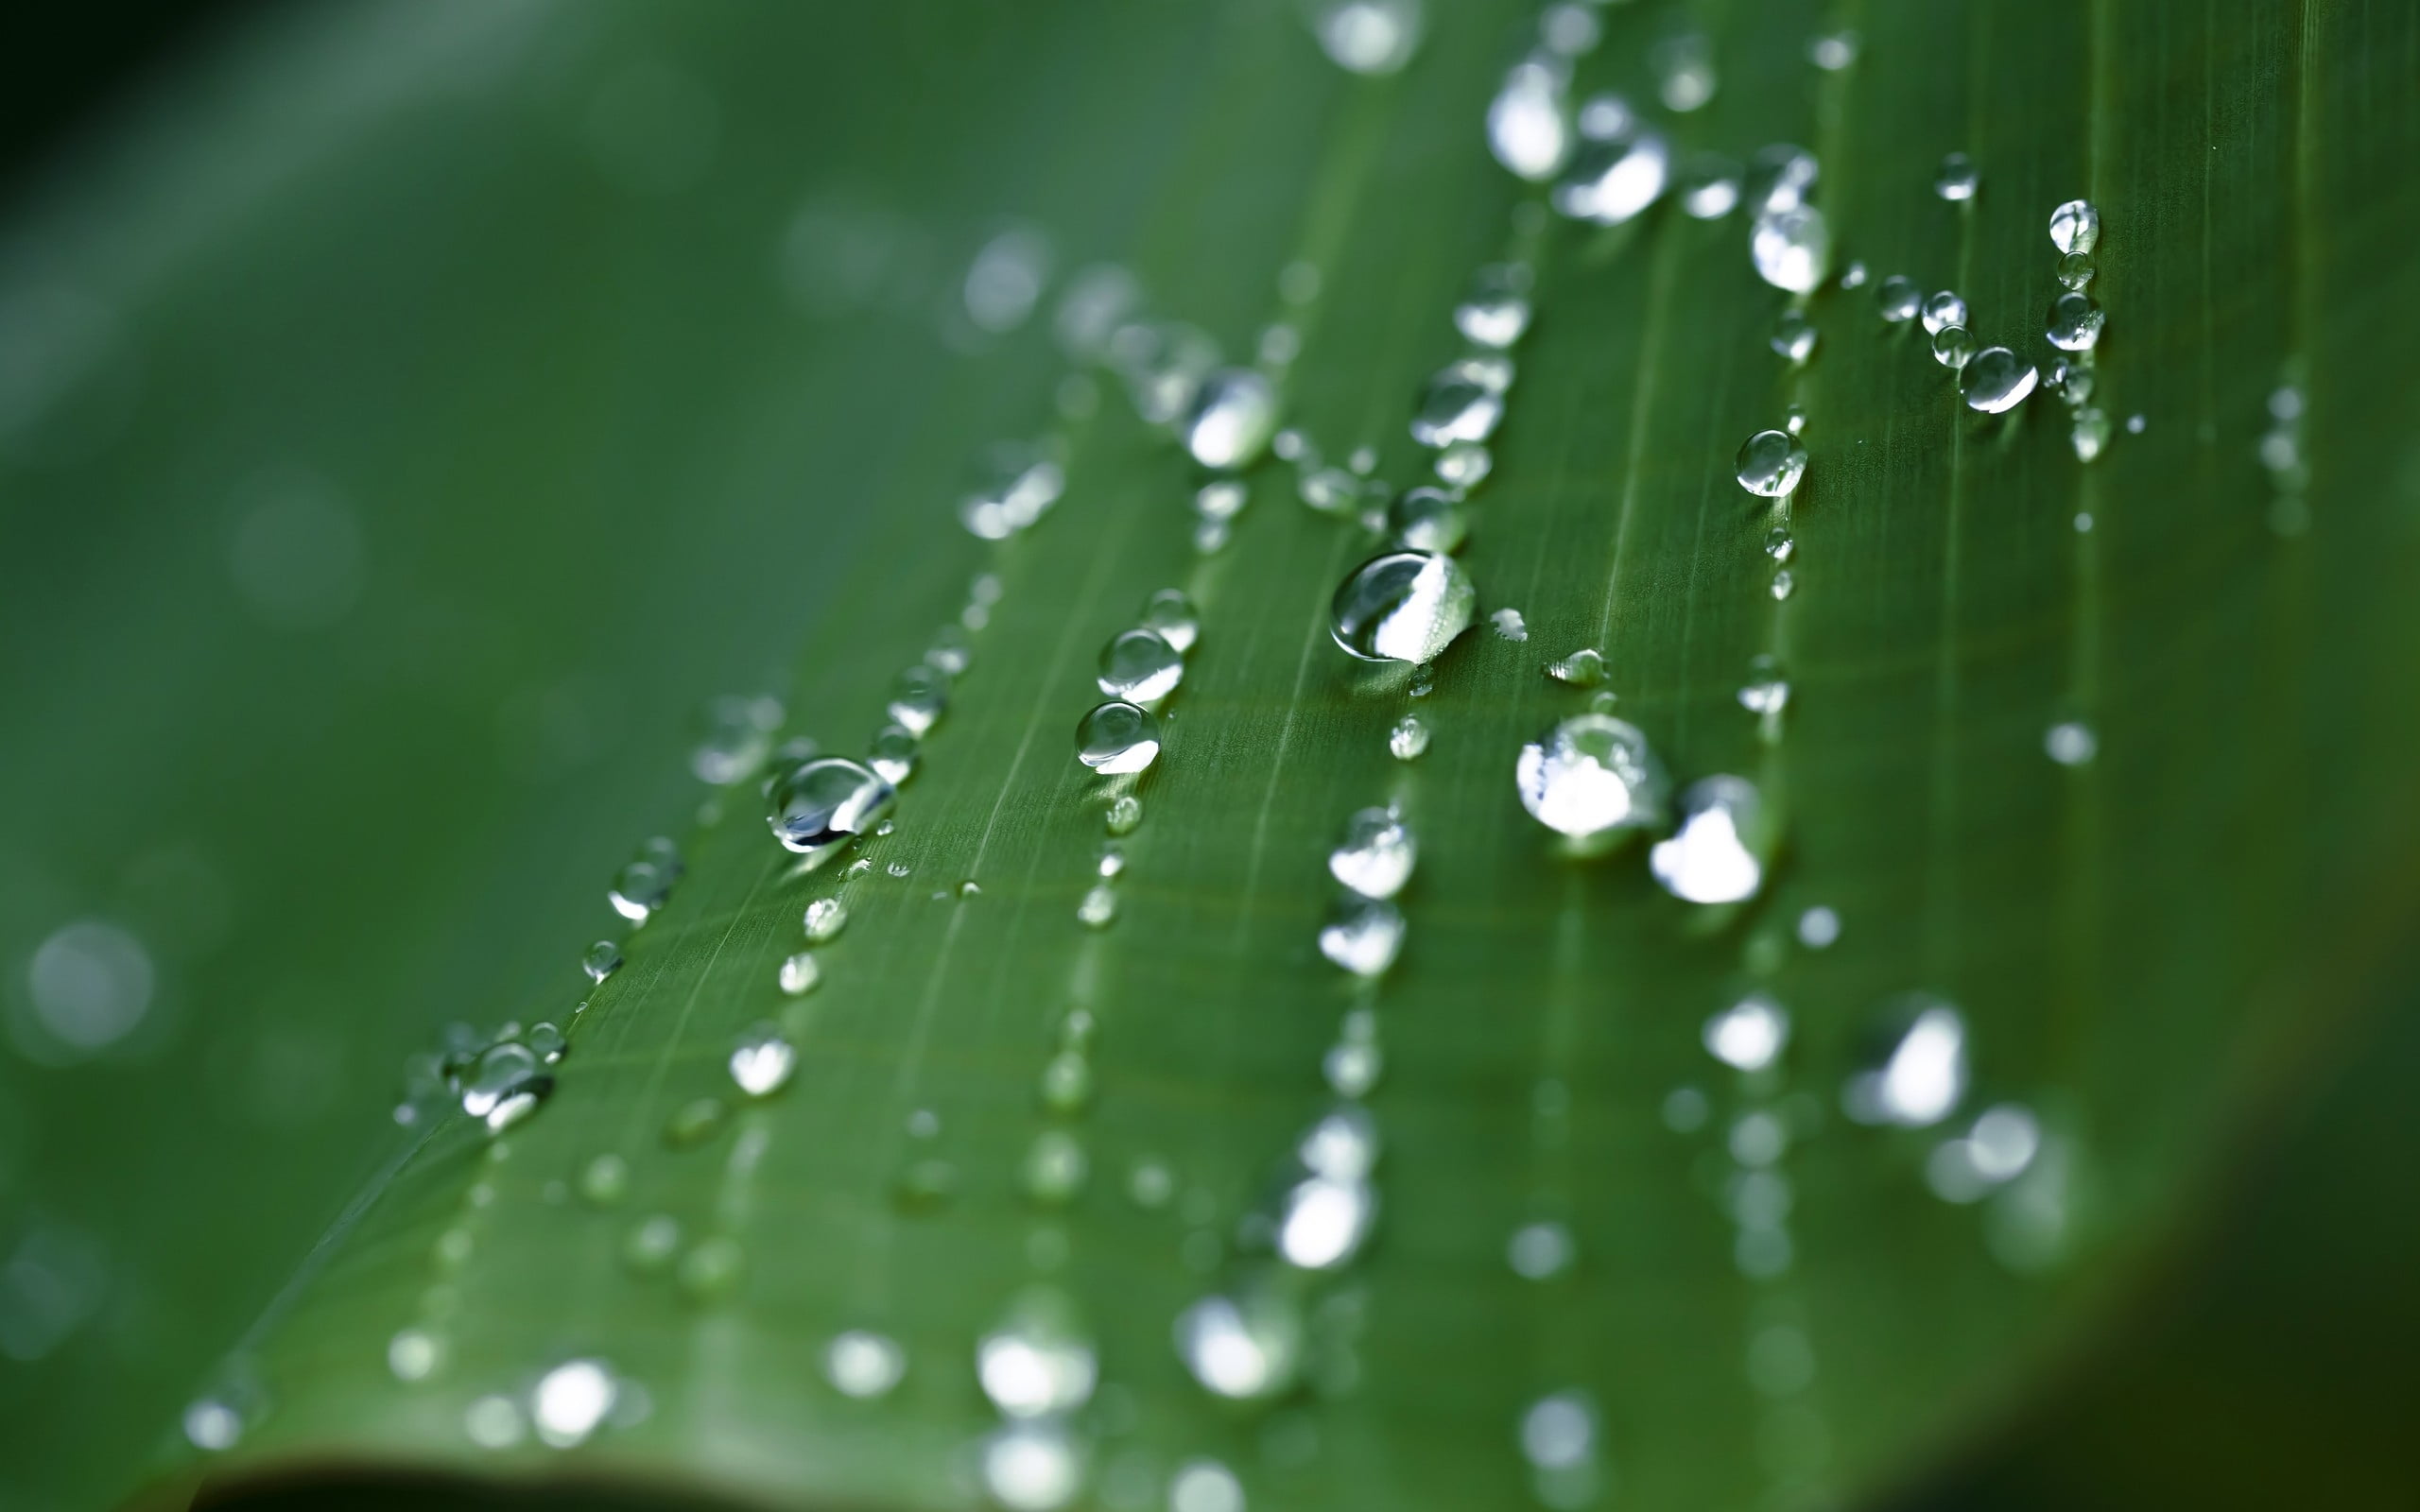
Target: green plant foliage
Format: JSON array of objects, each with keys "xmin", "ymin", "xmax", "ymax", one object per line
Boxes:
[{"xmin": 5, "ymin": 2, "xmax": 2420, "ymax": 1510}]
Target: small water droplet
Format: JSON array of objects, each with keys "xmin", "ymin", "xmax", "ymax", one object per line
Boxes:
[
  {"xmin": 982, "ymin": 1420, "xmax": 1085, "ymax": 1511},
  {"xmin": 959, "ymin": 445, "xmax": 1068, "ymax": 541},
  {"xmin": 1387, "ymin": 487, "xmax": 1468, "ymax": 552},
  {"xmin": 825, "ymin": 1330, "xmax": 907, "ymax": 1399},
  {"xmin": 1808, "ymin": 29, "xmax": 1859, "ymax": 69},
  {"xmin": 1551, "ymin": 126, "xmax": 1671, "ymax": 226},
  {"xmin": 886, "ymin": 859, "xmax": 911, "ymax": 879},
  {"xmin": 1077, "ymin": 883, "xmax": 1119, "ymax": 928},
  {"xmin": 1409, "ymin": 358, "xmax": 1511, "ymax": 448},
  {"xmin": 1519, "ymin": 1390, "xmax": 1602, "ymax": 1501},
  {"xmin": 1875, "ymin": 275, "xmax": 1920, "ymax": 322},
  {"xmin": 663, "ymin": 1097, "xmax": 728, "ymax": 1148},
  {"xmin": 1516, "ymin": 713, "xmax": 1668, "ymax": 840},
  {"xmin": 1432, "ymin": 440, "xmax": 1493, "ymax": 491},
  {"xmin": 1770, "ymin": 309, "xmax": 1817, "ymax": 366},
  {"xmin": 1039, "ymin": 1049, "xmax": 1093, "ymax": 1113},
  {"xmin": 1388, "ymin": 713, "xmax": 1430, "ymax": 761},
  {"xmin": 1022, "ymin": 1130, "xmax": 1091, "ymax": 1206},
  {"xmin": 1930, "ymin": 325, "xmax": 1977, "ymax": 370},
  {"xmin": 1651, "ymin": 33, "xmax": 1717, "ymax": 112},
  {"xmin": 1649, "ymin": 776, "xmax": 1765, "ymax": 903},
  {"xmin": 1679, "ymin": 152, "xmax": 1742, "ymax": 218},
  {"xmin": 1933, "ymin": 152, "xmax": 1979, "ymax": 201},
  {"xmin": 1278, "ymin": 1172, "xmax": 1377, "ymax": 1269},
  {"xmin": 608, "ymin": 839, "xmax": 683, "ymax": 924},
  {"xmin": 2057, "ymin": 250, "xmax": 2096, "ymax": 289},
  {"xmin": 979, "ymin": 1289, "xmax": 1098, "ymax": 1418},
  {"xmin": 677, "ymin": 1235, "xmax": 745, "ymax": 1302},
  {"xmin": 802, "ymin": 897, "xmax": 850, "ymax": 944},
  {"xmin": 768, "ymin": 757, "xmax": 896, "ymax": 858},
  {"xmin": 1961, "ymin": 348, "xmax": 2040, "ymax": 413},
  {"xmin": 1176, "ymin": 1288, "xmax": 1302, "ymax": 1400},
  {"xmin": 1704, "ymin": 995, "xmax": 1789, "ymax": 1072},
  {"xmin": 1738, "ymin": 669, "xmax": 1790, "ymax": 716},
  {"xmin": 2048, "ymin": 198, "xmax": 2100, "ymax": 255},
  {"xmin": 691, "ymin": 696, "xmax": 783, "ymax": 785},
  {"xmin": 1546, "ymin": 646, "xmax": 1606, "ymax": 685},
  {"xmin": 1098, "ymin": 627, "xmax": 1185, "ymax": 705},
  {"xmin": 1184, "ymin": 369, "xmax": 1279, "ymax": 471},
  {"xmin": 1736, "ymin": 429, "xmax": 1809, "ymax": 497},
  {"xmin": 1507, "ymin": 1220, "xmax": 1575, "ymax": 1280},
  {"xmin": 1141, "ymin": 589, "xmax": 1200, "ymax": 655},
  {"xmin": 2046, "ymin": 292, "xmax": 2105, "ymax": 352},
  {"xmin": 623, "ymin": 1213, "xmax": 682, "ymax": 1273},
  {"xmin": 2071, "ymin": 407, "xmax": 2112, "ymax": 461},
  {"xmin": 1454, "ymin": 263, "xmax": 1533, "ymax": 349},
  {"xmin": 531, "ymin": 1358, "xmax": 618, "ymax": 1448},
  {"xmin": 1744, "ymin": 144, "xmax": 1819, "ymax": 215},
  {"xmin": 581, "ymin": 940, "xmax": 623, "ymax": 983},
  {"xmin": 2045, "ymin": 720, "xmax": 2098, "ymax": 765},
  {"xmin": 527, "ymin": 1022, "xmax": 565, "ymax": 1065},
  {"xmin": 388, "ymin": 1327, "xmax": 441, "ymax": 1382},
  {"xmin": 729, "ymin": 1023, "xmax": 797, "ymax": 1097},
  {"xmin": 1324, "ymin": 1038, "xmax": 1384, "ymax": 1098},
  {"xmin": 1319, "ymin": 897, "xmax": 1405, "ymax": 976},
  {"xmin": 1075, "ymin": 702, "xmax": 1161, "ymax": 774},
  {"xmin": 1314, "ymin": 0, "xmax": 1424, "ymax": 76},
  {"xmin": 1764, "ymin": 526, "xmax": 1796, "ymax": 563},
  {"xmin": 464, "ymin": 1393, "xmax": 526, "ymax": 1450},
  {"xmin": 1491, "ymin": 607, "xmax": 1529, "ymax": 641},
  {"xmin": 2126, "ymin": 412, "xmax": 2147, "ymax": 434},
  {"xmin": 1105, "ymin": 794, "xmax": 1144, "ymax": 834},
  {"xmin": 579, "ymin": 1153, "xmax": 629, "ymax": 1207},
  {"xmin": 1329, "ymin": 808, "xmax": 1417, "ymax": 899},
  {"xmin": 1845, "ymin": 1000, "xmax": 1968, "ymax": 1126},
  {"xmin": 887, "ymin": 665, "xmax": 948, "ymax": 738},
  {"xmin": 461, "ymin": 1041, "xmax": 552, "ymax": 1132},
  {"xmin": 1750, "ymin": 205, "xmax": 1830, "ymax": 293},
  {"xmin": 1797, "ymin": 905, "xmax": 1841, "ymax": 948},
  {"xmin": 867, "ymin": 724, "xmax": 920, "ymax": 786},
  {"xmin": 778, "ymin": 951, "xmax": 821, "ymax": 996},
  {"xmin": 1918, "ymin": 290, "xmax": 1967, "ymax": 336},
  {"xmin": 1328, "ymin": 551, "xmax": 1477, "ymax": 663},
  {"xmin": 1487, "ymin": 59, "xmax": 1572, "ymax": 182}
]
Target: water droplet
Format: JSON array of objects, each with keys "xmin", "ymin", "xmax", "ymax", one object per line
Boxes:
[
  {"xmin": 1764, "ymin": 526, "xmax": 1796, "ymax": 563},
  {"xmin": 1651, "ymin": 776, "xmax": 1765, "ymax": 904},
  {"xmin": 2045, "ymin": 720, "xmax": 2098, "ymax": 765},
  {"xmin": 664, "ymin": 1097, "xmax": 727, "ymax": 1148},
  {"xmin": 1516, "ymin": 713, "xmax": 1668, "ymax": 840},
  {"xmin": 2048, "ymin": 198, "xmax": 2100, "ymax": 255},
  {"xmin": 729, "ymin": 1023, "xmax": 797, "ymax": 1097},
  {"xmin": 1808, "ymin": 29, "xmax": 1859, "ymax": 69},
  {"xmin": 867, "ymin": 724, "xmax": 920, "ymax": 787},
  {"xmin": 1844, "ymin": 1000, "xmax": 1968, "ymax": 1126},
  {"xmin": 1388, "ymin": 713, "xmax": 1430, "ymax": 761},
  {"xmin": 768, "ymin": 757, "xmax": 897, "ymax": 857},
  {"xmin": 1487, "ymin": 59, "xmax": 1572, "ymax": 182},
  {"xmin": 979, "ymin": 1291, "xmax": 1098, "ymax": 1418},
  {"xmin": 2046, "ymin": 292, "xmax": 2105, "ymax": 352},
  {"xmin": 1106, "ymin": 794, "xmax": 1144, "ymax": 834},
  {"xmin": 1092, "ymin": 628, "xmax": 1183, "ymax": 707},
  {"xmin": 1329, "ymin": 808, "xmax": 1417, "ymax": 899},
  {"xmin": 1184, "ymin": 369, "xmax": 1279, "ymax": 471},
  {"xmin": 2057, "ymin": 250, "xmax": 2096, "ymax": 289},
  {"xmin": 983, "ymin": 1420, "xmax": 1085, "ymax": 1511},
  {"xmin": 461, "ymin": 1041, "xmax": 552, "ymax": 1133},
  {"xmin": 1914, "ymin": 290, "xmax": 1964, "ymax": 336},
  {"xmin": 1077, "ymin": 883, "xmax": 1119, "ymax": 928},
  {"xmin": 1039, "ymin": 1049, "xmax": 1093, "ymax": 1113},
  {"xmin": 1075, "ymin": 702, "xmax": 1161, "ymax": 774},
  {"xmin": 1324, "ymin": 1038, "xmax": 1383, "ymax": 1098},
  {"xmin": 388, "ymin": 1327, "xmax": 441, "ymax": 1382},
  {"xmin": 1679, "ymin": 153, "xmax": 1742, "ymax": 218},
  {"xmin": 1652, "ymin": 33, "xmax": 1717, "ymax": 112},
  {"xmin": 1495, "ymin": 1220, "xmax": 1573, "ymax": 1282},
  {"xmin": 1750, "ymin": 205, "xmax": 1830, "ymax": 293},
  {"xmin": 527, "ymin": 1022, "xmax": 566, "ymax": 1064},
  {"xmin": 1168, "ymin": 1460, "xmax": 1246, "ymax": 1512},
  {"xmin": 1953, "ymin": 346, "xmax": 2042, "ymax": 416},
  {"xmin": 1314, "ymin": 0, "xmax": 1423, "ymax": 75},
  {"xmin": 608, "ymin": 848, "xmax": 681, "ymax": 925},
  {"xmin": 1704, "ymin": 995, "xmax": 1789, "ymax": 1072},
  {"xmin": 463, "ymin": 1393, "xmax": 526, "ymax": 1450},
  {"xmin": 1551, "ymin": 128, "xmax": 1671, "ymax": 226},
  {"xmin": 1455, "ymin": 263, "xmax": 1533, "ymax": 349},
  {"xmin": 1386, "ymin": 487, "xmax": 1468, "ymax": 552},
  {"xmin": 1297, "ymin": 465, "xmax": 1362, "ymax": 514},
  {"xmin": 1130, "ymin": 590, "xmax": 1201, "ymax": 659},
  {"xmin": 1930, "ymin": 325, "xmax": 1977, "ymax": 370},
  {"xmin": 1934, "ymin": 152, "xmax": 1979, "ymax": 201},
  {"xmin": 532, "ymin": 1358, "xmax": 617, "ymax": 1448},
  {"xmin": 1409, "ymin": 358, "xmax": 1510, "ymax": 448},
  {"xmin": 1319, "ymin": 897, "xmax": 1405, "ymax": 976},
  {"xmin": 1797, "ymin": 905, "xmax": 1841, "ymax": 948},
  {"xmin": 1744, "ymin": 144, "xmax": 1819, "ymax": 215},
  {"xmin": 1738, "ymin": 670, "xmax": 1790, "ymax": 716},
  {"xmin": 927, "ymin": 624, "xmax": 974, "ymax": 677},
  {"xmin": 960, "ymin": 446, "xmax": 1068, "ymax": 540},
  {"xmin": 620, "ymin": 1215, "xmax": 682, "ymax": 1277},
  {"xmin": 1876, "ymin": 275, "xmax": 1920, "ymax": 322},
  {"xmin": 1491, "ymin": 607, "xmax": 1529, "ymax": 641},
  {"xmin": 825, "ymin": 1330, "xmax": 907, "ymax": 1399},
  {"xmin": 1176, "ymin": 1288, "xmax": 1302, "ymax": 1400},
  {"xmin": 183, "ymin": 1388, "xmax": 256, "ymax": 1452},
  {"xmin": 1771, "ymin": 310, "xmax": 1817, "ymax": 366},
  {"xmin": 1328, "ymin": 551, "xmax": 1476, "ymax": 663},
  {"xmin": 1023, "ymin": 1129, "xmax": 1091, "ymax": 1205},
  {"xmin": 2071, "ymin": 406, "xmax": 2112, "ymax": 461},
  {"xmin": 1736, "ymin": 429, "xmax": 1808, "ymax": 497},
  {"xmin": 777, "ymin": 951, "xmax": 821, "ymax": 996},
  {"xmin": 888, "ymin": 665, "xmax": 948, "ymax": 738},
  {"xmin": 581, "ymin": 940, "xmax": 623, "ymax": 983},
  {"xmin": 1426, "ymin": 444, "xmax": 1490, "ymax": 495},
  {"xmin": 579, "ymin": 1153, "xmax": 629, "ymax": 1207},
  {"xmin": 800, "ymin": 898, "xmax": 850, "ymax": 946},
  {"xmin": 1546, "ymin": 646, "xmax": 1606, "ymax": 685},
  {"xmin": 1520, "ymin": 1390, "xmax": 1602, "ymax": 1505},
  {"xmin": 1278, "ymin": 1174, "xmax": 1376, "ymax": 1270},
  {"xmin": 691, "ymin": 696, "xmax": 783, "ymax": 785}
]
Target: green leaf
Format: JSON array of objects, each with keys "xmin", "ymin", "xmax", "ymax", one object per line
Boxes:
[{"xmin": 5, "ymin": 2, "xmax": 2419, "ymax": 1510}]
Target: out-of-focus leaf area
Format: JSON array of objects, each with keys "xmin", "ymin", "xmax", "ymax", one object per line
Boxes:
[{"xmin": 1, "ymin": 2, "xmax": 2417, "ymax": 1510}]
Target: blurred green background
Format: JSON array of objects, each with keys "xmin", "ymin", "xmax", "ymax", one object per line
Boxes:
[{"xmin": 1, "ymin": 1, "xmax": 2416, "ymax": 1509}]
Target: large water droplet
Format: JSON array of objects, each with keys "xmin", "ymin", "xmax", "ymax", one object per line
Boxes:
[
  {"xmin": 2048, "ymin": 198, "xmax": 2100, "ymax": 255},
  {"xmin": 1736, "ymin": 430, "xmax": 1808, "ymax": 497},
  {"xmin": 581, "ymin": 940, "xmax": 623, "ymax": 983},
  {"xmin": 769, "ymin": 757, "xmax": 897, "ymax": 856},
  {"xmin": 1098, "ymin": 628, "xmax": 1184, "ymax": 704},
  {"xmin": 729, "ymin": 1023, "xmax": 796, "ymax": 1097},
  {"xmin": 1551, "ymin": 129, "xmax": 1670, "ymax": 225},
  {"xmin": 1920, "ymin": 290, "xmax": 1967, "ymax": 335},
  {"xmin": 1075, "ymin": 702, "xmax": 1161, "ymax": 774},
  {"xmin": 1314, "ymin": 0, "xmax": 1423, "ymax": 75},
  {"xmin": 1703, "ymin": 995, "xmax": 1789, "ymax": 1072},
  {"xmin": 1277, "ymin": 1175, "xmax": 1376, "ymax": 1269},
  {"xmin": 1329, "ymin": 807, "xmax": 1416, "ymax": 899},
  {"xmin": 1750, "ymin": 206, "xmax": 1829, "ymax": 294},
  {"xmin": 1387, "ymin": 487, "xmax": 1468, "ymax": 553},
  {"xmin": 1960, "ymin": 348, "xmax": 2040, "ymax": 413},
  {"xmin": 1931, "ymin": 325, "xmax": 1977, "ymax": 370},
  {"xmin": 1455, "ymin": 264, "xmax": 1533, "ymax": 349},
  {"xmin": 2045, "ymin": 292, "xmax": 2105, "ymax": 352},
  {"xmin": 1487, "ymin": 59, "xmax": 1571, "ymax": 182},
  {"xmin": 1319, "ymin": 897, "xmax": 1405, "ymax": 976},
  {"xmin": 1845, "ymin": 1000, "xmax": 1969, "ymax": 1127},
  {"xmin": 1142, "ymin": 589, "xmax": 1200, "ymax": 654},
  {"xmin": 1515, "ymin": 713, "xmax": 1668, "ymax": 840},
  {"xmin": 1328, "ymin": 552, "xmax": 1476, "ymax": 663},
  {"xmin": 1649, "ymin": 775, "xmax": 1765, "ymax": 904},
  {"xmin": 1184, "ymin": 369, "xmax": 1278, "ymax": 471},
  {"xmin": 1175, "ymin": 1289, "xmax": 1302, "ymax": 1400},
  {"xmin": 1409, "ymin": 359, "xmax": 1510, "ymax": 447}
]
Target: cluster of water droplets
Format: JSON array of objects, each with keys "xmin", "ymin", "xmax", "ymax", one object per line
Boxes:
[
  {"xmin": 2257, "ymin": 377, "xmax": 2308, "ymax": 535},
  {"xmin": 2038, "ymin": 200, "xmax": 2114, "ymax": 459}
]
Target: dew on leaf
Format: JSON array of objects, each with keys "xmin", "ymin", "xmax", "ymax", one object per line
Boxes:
[
  {"xmin": 1486, "ymin": 59, "xmax": 1571, "ymax": 183},
  {"xmin": 663, "ymin": 1097, "xmax": 728, "ymax": 1148},
  {"xmin": 1961, "ymin": 348, "xmax": 2039, "ymax": 413},
  {"xmin": 1551, "ymin": 129, "xmax": 1671, "ymax": 226},
  {"xmin": 1278, "ymin": 1175, "xmax": 1376, "ymax": 1269},
  {"xmin": 1515, "ymin": 713, "xmax": 1668, "ymax": 840},
  {"xmin": 1314, "ymin": 0, "xmax": 1424, "ymax": 76},
  {"xmin": 1023, "ymin": 1129, "xmax": 1090, "ymax": 1205},
  {"xmin": 1077, "ymin": 883, "xmax": 1119, "ymax": 928},
  {"xmin": 1920, "ymin": 290, "xmax": 1967, "ymax": 335},
  {"xmin": 1319, "ymin": 897, "xmax": 1406, "ymax": 976},
  {"xmin": 691, "ymin": 695, "xmax": 782, "ymax": 785},
  {"xmin": 1098, "ymin": 627, "xmax": 1185, "ymax": 704},
  {"xmin": 2057, "ymin": 250, "xmax": 2097, "ymax": 289},
  {"xmin": 778, "ymin": 951, "xmax": 821, "ymax": 996},
  {"xmin": 1736, "ymin": 429, "xmax": 1808, "ymax": 497},
  {"xmin": 1184, "ymin": 368, "xmax": 1279, "ymax": 471},
  {"xmin": 1454, "ymin": 263, "xmax": 1533, "ymax": 349},
  {"xmin": 1931, "ymin": 325, "xmax": 1977, "ymax": 370},
  {"xmin": 1743, "ymin": 144, "xmax": 1818, "ymax": 215},
  {"xmin": 979, "ymin": 1290, "xmax": 1098, "ymax": 1418},
  {"xmin": 1507, "ymin": 1220, "xmax": 1575, "ymax": 1280},
  {"xmin": 1076, "ymin": 702, "xmax": 1161, "ymax": 774},
  {"xmin": 1328, "ymin": 551, "xmax": 1476, "ymax": 663},
  {"xmin": 2045, "ymin": 720, "xmax": 2098, "ymax": 765},
  {"xmin": 1387, "ymin": 487, "xmax": 1468, "ymax": 552},
  {"xmin": 1546, "ymin": 646, "xmax": 1606, "ymax": 685},
  {"xmin": 869, "ymin": 723, "xmax": 920, "ymax": 785},
  {"xmin": 1388, "ymin": 713, "xmax": 1431, "ymax": 761},
  {"xmin": 1750, "ymin": 205, "xmax": 1829, "ymax": 294},
  {"xmin": 982, "ymin": 1420, "xmax": 1084, "ymax": 1511},
  {"xmin": 1875, "ymin": 275, "xmax": 1920, "ymax": 322},
  {"xmin": 825, "ymin": 1330, "xmax": 907, "ymax": 1399},
  {"xmin": 1771, "ymin": 309, "xmax": 1817, "ymax": 366},
  {"xmin": 532, "ymin": 1358, "xmax": 617, "ymax": 1448},
  {"xmin": 1106, "ymin": 794, "xmax": 1144, "ymax": 834},
  {"xmin": 1934, "ymin": 152, "xmax": 1979, "ymax": 200},
  {"xmin": 2048, "ymin": 198, "xmax": 2100, "ymax": 254},
  {"xmin": 1140, "ymin": 588, "xmax": 1200, "ymax": 655},
  {"xmin": 1409, "ymin": 359, "xmax": 1510, "ymax": 448},
  {"xmin": 582, "ymin": 940, "xmax": 623, "ymax": 983},
  {"xmin": 2046, "ymin": 292, "xmax": 2105, "ymax": 352},
  {"xmin": 1844, "ymin": 1001, "xmax": 1969, "ymax": 1127},
  {"xmin": 1650, "ymin": 775, "xmax": 1765, "ymax": 904},
  {"xmin": 887, "ymin": 665, "xmax": 948, "ymax": 737},
  {"xmin": 1329, "ymin": 807, "xmax": 1417, "ymax": 899},
  {"xmin": 769, "ymin": 757, "xmax": 896, "ymax": 857},
  {"xmin": 729, "ymin": 1023, "xmax": 797, "ymax": 1098},
  {"xmin": 1175, "ymin": 1290, "xmax": 1302, "ymax": 1401},
  {"xmin": 1704, "ymin": 995, "xmax": 1789, "ymax": 1072},
  {"xmin": 804, "ymin": 896, "xmax": 850, "ymax": 942}
]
